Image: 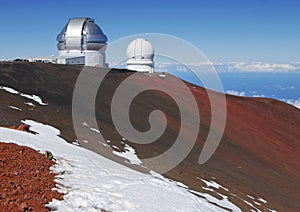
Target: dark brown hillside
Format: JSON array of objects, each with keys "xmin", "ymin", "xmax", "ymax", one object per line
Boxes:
[{"xmin": 0, "ymin": 62, "xmax": 299, "ymax": 211}]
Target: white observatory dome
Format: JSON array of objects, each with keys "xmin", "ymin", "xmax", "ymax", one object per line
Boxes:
[
  {"xmin": 56, "ymin": 17, "xmax": 108, "ymax": 67},
  {"xmin": 126, "ymin": 38, "xmax": 154, "ymax": 73}
]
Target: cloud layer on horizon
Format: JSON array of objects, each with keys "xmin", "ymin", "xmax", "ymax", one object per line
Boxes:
[
  {"xmin": 214, "ymin": 62, "xmax": 300, "ymax": 73},
  {"xmin": 226, "ymin": 90, "xmax": 300, "ymax": 109},
  {"xmin": 155, "ymin": 62, "xmax": 300, "ymax": 73},
  {"xmin": 282, "ymin": 98, "xmax": 300, "ymax": 109}
]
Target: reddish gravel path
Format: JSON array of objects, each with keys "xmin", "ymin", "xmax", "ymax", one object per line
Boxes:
[{"xmin": 0, "ymin": 142, "xmax": 62, "ymax": 211}]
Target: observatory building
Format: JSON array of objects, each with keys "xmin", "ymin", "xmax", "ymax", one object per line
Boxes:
[
  {"xmin": 56, "ymin": 17, "xmax": 108, "ymax": 67},
  {"xmin": 126, "ymin": 38, "xmax": 154, "ymax": 73}
]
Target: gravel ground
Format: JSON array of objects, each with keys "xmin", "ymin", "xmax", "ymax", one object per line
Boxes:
[{"xmin": 0, "ymin": 140, "xmax": 62, "ymax": 211}]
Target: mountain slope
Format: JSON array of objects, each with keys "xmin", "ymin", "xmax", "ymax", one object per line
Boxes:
[
  {"xmin": 1, "ymin": 120, "xmax": 226, "ymax": 211},
  {"xmin": 0, "ymin": 62, "xmax": 299, "ymax": 211}
]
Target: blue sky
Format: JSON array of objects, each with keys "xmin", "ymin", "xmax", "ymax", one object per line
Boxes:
[{"xmin": 0, "ymin": 0, "xmax": 299, "ymax": 63}]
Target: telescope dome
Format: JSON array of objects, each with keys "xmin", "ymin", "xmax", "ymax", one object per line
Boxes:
[
  {"xmin": 126, "ymin": 38, "xmax": 154, "ymax": 60},
  {"xmin": 56, "ymin": 17, "xmax": 107, "ymax": 51},
  {"xmin": 126, "ymin": 38, "xmax": 155, "ymax": 73}
]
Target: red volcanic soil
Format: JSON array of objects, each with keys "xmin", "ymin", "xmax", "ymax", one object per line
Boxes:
[
  {"xmin": 1, "ymin": 124, "xmax": 34, "ymax": 133},
  {"xmin": 112, "ymin": 72, "xmax": 300, "ymax": 211},
  {"xmin": 0, "ymin": 141, "xmax": 62, "ymax": 211}
]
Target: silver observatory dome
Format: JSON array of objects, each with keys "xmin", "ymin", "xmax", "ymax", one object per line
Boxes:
[{"xmin": 57, "ymin": 17, "xmax": 107, "ymax": 51}]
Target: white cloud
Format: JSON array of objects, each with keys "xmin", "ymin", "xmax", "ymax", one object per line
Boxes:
[
  {"xmin": 225, "ymin": 91, "xmax": 299, "ymax": 109},
  {"xmin": 283, "ymin": 98, "xmax": 300, "ymax": 109},
  {"xmin": 154, "ymin": 61, "xmax": 300, "ymax": 73},
  {"xmin": 226, "ymin": 91, "xmax": 266, "ymax": 98},
  {"xmin": 214, "ymin": 62, "xmax": 300, "ymax": 73},
  {"xmin": 226, "ymin": 90, "xmax": 246, "ymax": 96},
  {"xmin": 252, "ymin": 94, "xmax": 265, "ymax": 97}
]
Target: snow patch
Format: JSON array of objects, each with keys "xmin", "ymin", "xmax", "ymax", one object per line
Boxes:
[
  {"xmin": 199, "ymin": 178, "xmax": 228, "ymax": 191},
  {"xmin": 0, "ymin": 86, "xmax": 19, "ymax": 94},
  {"xmin": 90, "ymin": 127, "xmax": 100, "ymax": 133},
  {"xmin": 190, "ymin": 189, "xmax": 242, "ymax": 212},
  {"xmin": 20, "ymin": 94, "xmax": 47, "ymax": 105},
  {"xmin": 258, "ymin": 197, "xmax": 267, "ymax": 204},
  {"xmin": 82, "ymin": 122, "xmax": 101, "ymax": 133},
  {"xmin": 201, "ymin": 186, "xmax": 214, "ymax": 192},
  {"xmin": 71, "ymin": 141, "xmax": 80, "ymax": 146},
  {"xmin": 243, "ymin": 200, "xmax": 262, "ymax": 212},
  {"xmin": 8, "ymin": 105, "xmax": 22, "ymax": 111},
  {"xmin": 0, "ymin": 86, "xmax": 47, "ymax": 105},
  {"xmin": 0, "ymin": 121, "xmax": 227, "ymax": 211},
  {"xmin": 24, "ymin": 102, "xmax": 35, "ymax": 107},
  {"xmin": 247, "ymin": 195, "xmax": 255, "ymax": 200},
  {"xmin": 113, "ymin": 143, "xmax": 142, "ymax": 165},
  {"xmin": 112, "ymin": 145, "xmax": 120, "ymax": 150},
  {"xmin": 82, "ymin": 122, "xmax": 89, "ymax": 127},
  {"xmin": 254, "ymin": 201, "xmax": 261, "ymax": 206}
]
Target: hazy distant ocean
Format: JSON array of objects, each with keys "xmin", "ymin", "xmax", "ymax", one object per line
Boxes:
[
  {"xmin": 219, "ymin": 72, "xmax": 300, "ymax": 99},
  {"xmin": 116, "ymin": 62, "xmax": 299, "ymax": 107},
  {"xmin": 168, "ymin": 70, "xmax": 300, "ymax": 104}
]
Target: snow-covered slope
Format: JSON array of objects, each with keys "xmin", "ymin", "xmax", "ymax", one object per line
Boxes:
[{"xmin": 0, "ymin": 120, "xmax": 238, "ymax": 211}]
